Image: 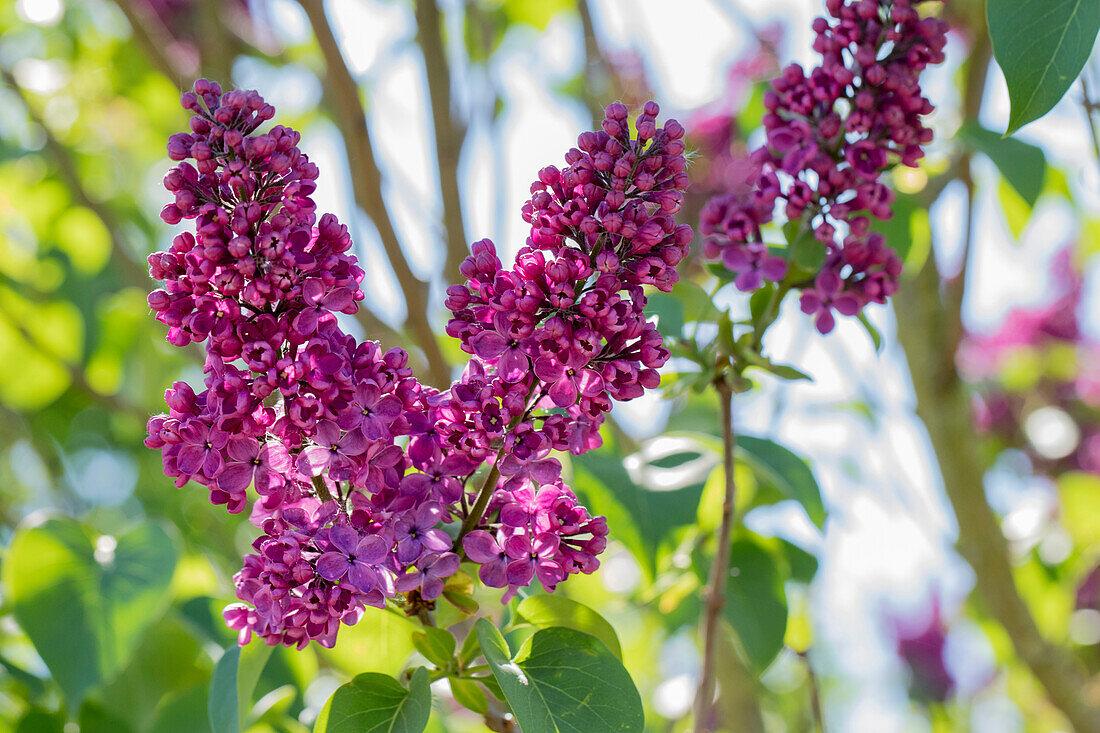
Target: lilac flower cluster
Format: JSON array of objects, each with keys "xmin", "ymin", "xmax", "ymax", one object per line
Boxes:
[
  {"xmin": 146, "ymin": 81, "xmax": 685, "ymax": 646},
  {"xmin": 699, "ymin": 0, "xmax": 947, "ymax": 333},
  {"xmin": 441, "ymin": 100, "xmax": 691, "ymax": 598}
]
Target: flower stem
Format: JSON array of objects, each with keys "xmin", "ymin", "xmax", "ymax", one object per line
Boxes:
[
  {"xmin": 456, "ymin": 459, "xmax": 502, "ymax": 545},
  {"xmin": 693, "ymin": 379, "xmax": 735, "ymax": 732},
  {"xmin": 311, "ymin": 474, "xmax": 334, "ymax": 504}
]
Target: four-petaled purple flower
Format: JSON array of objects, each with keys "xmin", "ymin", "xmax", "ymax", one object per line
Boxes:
[
  {"xmin": 504, "ymin": 532, "xmax": 564, "ymax": 590},
  {"xmin": 297, "ymin": 420, "xmax": 368, "ymax": 481},
  {"xmin": 533, "ymin": 355, "xmax": 604, "ymax": 408},
  {"xmin": 393, "ymin": 503, "xmax": 451, "ymax": 564},
  {"xmin": 462, "ymin": 530, "xmax": 509, "ymax": 588},
  {"xmin": 337, "ymin": 381, "xmax": 403, "ymax": 439},
  {"xmin": 316, "ymin": 524, "xmax": 390, "ymax": 592}
]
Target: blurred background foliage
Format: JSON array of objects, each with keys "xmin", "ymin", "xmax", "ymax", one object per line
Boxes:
[{"xmin": 1, "ymin": 0, "xmax": 1100, "ymax": 731}]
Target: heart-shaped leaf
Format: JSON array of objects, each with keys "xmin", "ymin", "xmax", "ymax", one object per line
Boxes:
[
  {"xmin": 313, "ymin": 667, "xmax": 431, "ymax": 733},
  {"xmin": 2, "ymin": 516, "xmax": 177, "ymax": 708},
  {"xmin": 476, "ymin": 620, "xmax": 644, "ymax": 733},
  {"xmin": 514, "ymin": 596, "xmax": 623, "ymax": 660}
]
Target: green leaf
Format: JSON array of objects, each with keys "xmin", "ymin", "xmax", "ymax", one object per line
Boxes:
[
  {"xmin": 1, "ymin": 516, "xmax": 177, "ymax": 708},
  {"xmin": 313, "ymin": 668, "xmax": 431, "ymax": 733},
  {"xmin": 448, "ymin": 678, "xmax": 488, "ymax": 715},
  {"xmin": 411, "ymin": 627, "xmax": 456, "ymax": 669},
  {"xmin": 501, "ymin": 0, "xmax": 573, "ymax": 30},
  {"xmin": 442, "ymin": 589, "xmax": 479, "ymax": 615},
  {"xmin": 997, "ymin": 177, "xmax": 1032, "ymax": 239},
  {"xmin": 783, "ymin": 218, "xmax": 825, "ymax": 271},
  {"xmin": 736, "ymin": 437, "xmax": 825, "ymax": 526},
  {"xmin": 856, "ymin": 311, "xmax": 883, "ymax": 352},
  {"xmin": 97, "ymin": 614, "xmax": 210, "ymax": 730},
  {"xmin": 987, "ymin": 0, "xmax": 1100, "ymax": 134},
  {"xmin": 958, "ymin": 123, "xmax": 1047, "ymax": 206},
  {"xmin": 749, "ymin": 361, "xmax": 812, "ymax": 382},
  {"xmin": 722, "ymin": 537, "xmax": 788, "ymax": 674},
  {"xmin": 514, "ymin": 596, "xmax": 623, "ymax": 660},
  {"xmin": 208, "ymin": 641, "xmax": 275, "ymax": 733},
  {"xmin": 15, "ymin": 709, "xmax": 64, "ymax": 733},
  {"xmin": 672, "ymin": 279, "xmax": 721, "ymax": 324},
  {"xmin": 320, "ymin": 606, "xmax": 416, "ymax": 677},
  {"xmin": 749, "ymin": 284, "xmax": 776, "ymax": 327},
  {"xmin": 778, "ymin": 540, "xmax": 819, "ymax": 584},
  {"xmin": 1057, "ymin": 472, "xmax": 1100, "ymax": 547},
  {"xmin": 476, "ymin": 620, "xmax": 644, "ymax": 733},
  {"xmin": 78, "ymin": 701, "xmax": 133, "ymax": 733},
  {"xmin": 645, "ymin": 292, "xmax": 684, "ymax": 339},
  {"xmin": 573, "ymin": 444, "xmax": 706, "ymax": 578}
]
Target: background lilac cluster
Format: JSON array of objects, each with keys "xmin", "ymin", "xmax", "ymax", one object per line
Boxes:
[
  {"xmin": 145, "ymin": 81, "xmax": 687, "ymax": 648},
  {"xmin": 699, "ymin": 0, "xmax": 947, "ymax": 333}
]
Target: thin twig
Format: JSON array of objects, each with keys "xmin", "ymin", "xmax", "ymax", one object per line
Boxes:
[
  {"xmin": 693, "ymin": 380, "xmax": 735, "ymax": 732},
  {"xmin": 1080, "ymin": 72, "xmax": 1100, "ymax": 171},
  {"xmin": 107, "ymin": 0, "xmax": 193, "ymax": 82},
  {"xmin": 456, "ymin": 459, "xmax": 501, "ymax": 542},
  {"xmin": 298, "ymin": 0, "xmax": 451, "ymax": 387},
  {"xmin": 801, "ymin": 651, "xmax": 825, "ymax": 733},
  {"xmin": 415, "ymin": 0, "xmax": 470, "ymax": 284},
  {"xmin": 577, "ymin": 0, "xmax": 611, "ymax": 126}
]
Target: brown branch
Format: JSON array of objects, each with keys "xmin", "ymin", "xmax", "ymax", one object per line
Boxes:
[
  {"xmin": 892, "ymin": 29, "xmax": 1100, "ymax": 730},
  {"xmin": 298, "ymin": 0, "xmax": 451, "ymax": 388},
  {"xmin": 693, "ymin": 380, "xmax": 735, "ymax": 732},
  {"xmin": 895, "ymin": 260, "xmax": 1100, "ymax": 733},
  {"xmin": 1080, "ymin": 73, "xmax": 1100, "ymax": 170},
  {"xmin": 107, "ymin": 0, "xmax": 194, "ymax": 83},
  {"xmin": 577, "ymin": 0, "xmax": 610, "ymax": 127},
  {"xmin": 414, "ymin": 0, "xmax": 470, "ymax": 285},
  {"xmin": 2, "ymin": 69, "xmax": 150, "ymax": 290},
  {"xmin": 801, "ymin": 651, "xmax": 825, "ymax": 733}
]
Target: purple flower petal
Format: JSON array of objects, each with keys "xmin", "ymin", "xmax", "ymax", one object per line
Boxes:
[
  {"xmin": 329, "ymin": 524, "xmax": 359, "ymax": 555},
  {"xmin": 316, "ymin": 552, "xmax": 350, "ymax": 581},
  {"xmin": 471, "ymin": 330, "xmax": 509, "ymax": 359},
  {"xmin": 462, "ymin": 531, "xmax": 500, "ymax": 563}
]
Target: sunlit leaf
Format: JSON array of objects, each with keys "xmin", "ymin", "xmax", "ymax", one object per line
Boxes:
[
  {"xmin": 53, "ymin": 206, "xmax": 111, "ymax": 274},
  {"xmin": 319, "ymin": 607, "xmax": 416, "ymax": 677},
  {"xmin": 476, "ymin": 620, "xmax": 644, "ymax": 733},
  {"xmin": 411, "ymin": 627, "xmax": 456, "ymax": 669},
  {"xmin": 313, "ymin": 668, "xmax": 431, "ymax": 733},
  {"xmin": 514, "ymin": 595, "xmax": 623, "ymax": 660}
]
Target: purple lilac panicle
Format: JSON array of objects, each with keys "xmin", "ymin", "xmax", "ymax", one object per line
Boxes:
[
  {"xmin": 447, "ymin": 100, "xmax": 690, "ymax": 598},
  {"xmin": 147, "ymin": 81, "xmax": 687, "ymax": 646},
  {"xmin": 700, "ymin": 0, "xmax": 948, "ymax": 333}
]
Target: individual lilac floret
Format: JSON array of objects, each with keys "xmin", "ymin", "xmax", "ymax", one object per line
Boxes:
[{"xmin": 316, "ymin": 524, "xmax": 390, "ymax": 591}]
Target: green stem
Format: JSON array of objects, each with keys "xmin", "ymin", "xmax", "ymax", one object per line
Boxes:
[
  {"xmin": 310, "ymin": 474, "xmax": 334, "ymax": 504},
  {"xmin": 456, "ymin": 459, "xmax": 502, "ymax": 543}
]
